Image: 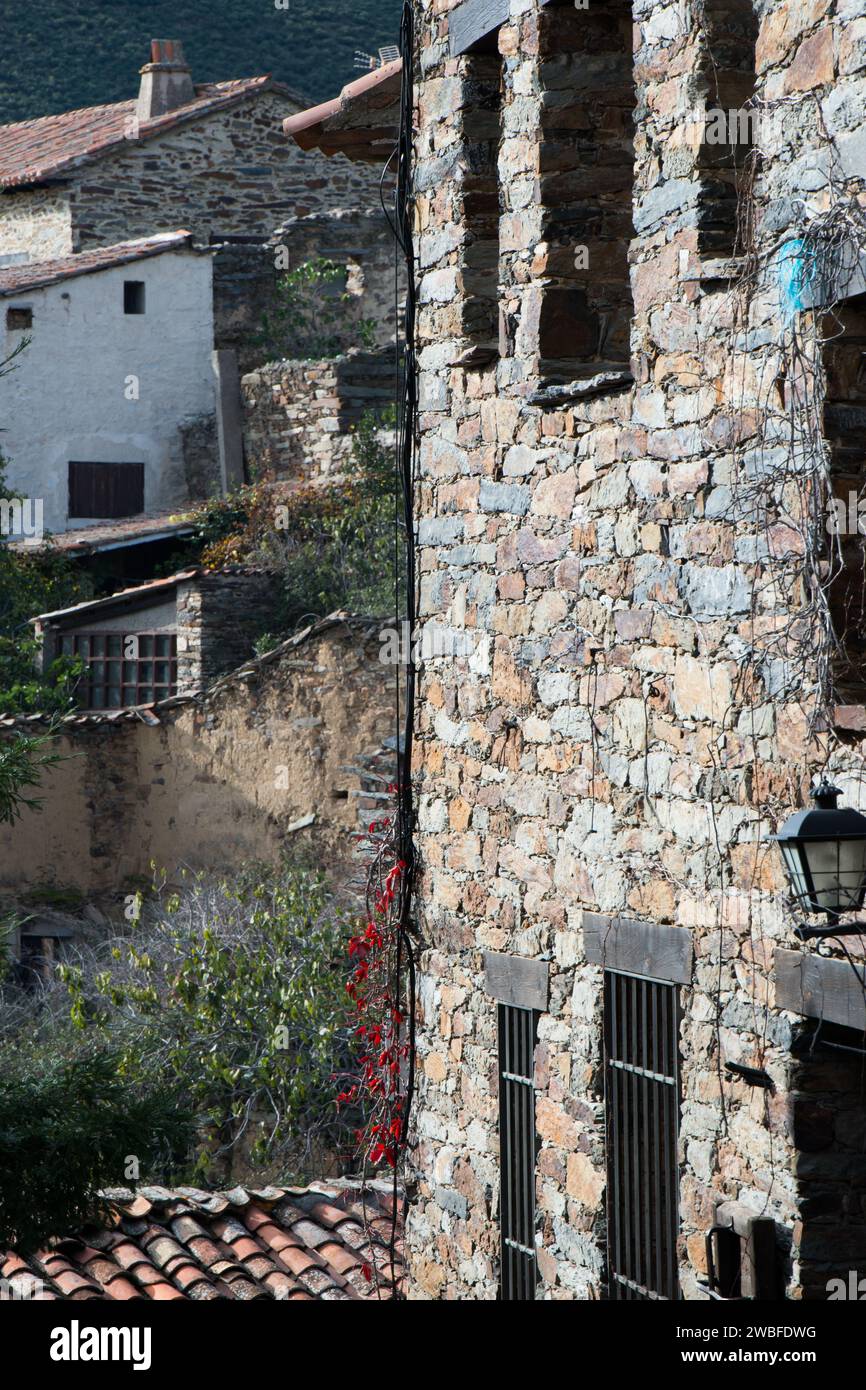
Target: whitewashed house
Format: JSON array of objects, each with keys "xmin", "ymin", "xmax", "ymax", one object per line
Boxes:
[{"xmin": 0, "ymin": 230, "xmax": 235, "ymax": 535}]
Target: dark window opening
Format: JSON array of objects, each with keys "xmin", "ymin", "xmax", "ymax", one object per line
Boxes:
[
  {"xmin": 604, "ymin": 970, "xmax": 681, "ymax": 1301},
  {"xmin": 6, "ymin": 306, "xmax": 32, "ymax": 330},
  {"xmin": 456, "ymin": 52, "xmax": 502, "ymax": 366},
  {"xmin": 498, "ymin": 1002, "xmax": 539, "ymax": 1300},
  {"xmin": 697, "ymin": 0, "xmax": 759, "ymax": 256},
  {"xmin": 531, "ymin": 0, "xmax": 635, "ymax": 380},
  {"xmin": 68, "ymin": 460, "xmax": 144, "ymax": 519},
  {"xmin": 61, "ymin": 631, "xmax": 178, "ymax": 709},
  {"xmin": 823, "ymin": 289, "xmax": 866, "ymax": 698},
  {"xmin": 124, "ymin": 280, "xmax": 146, "ymax": 315}
]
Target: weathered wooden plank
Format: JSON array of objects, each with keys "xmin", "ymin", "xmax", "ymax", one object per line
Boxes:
[
  {"xmin": 583, "ymin": 912, "xmax": 693, "ymax": 985},
  {"xmin": 449, "ymin": 0, "xmax": 509, "ymax": 56},
  {"xmin": 483, "ymin": 951, "xmax": 549, "ymax": 1010},
  {"xmin": 776, "ymin": 948, "xmax": 866, "ymax": 1031}
]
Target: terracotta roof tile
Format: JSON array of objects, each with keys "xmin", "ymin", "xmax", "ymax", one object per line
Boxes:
[
  {"xmin": 0, "ymin": 231, "xmax": 196, "ymax": 298},
  {"xmin": 0, "ymin": 78, "xmax": 304, "ymax": 191},
  {"xmin": 0, "ymin": 1182, "xmax": 402, "ymax": 1301}
]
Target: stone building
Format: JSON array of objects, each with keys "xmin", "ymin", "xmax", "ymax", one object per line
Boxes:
[
  {"xmin": 0, "ymin": 40, "xmax": 380, "ymax": 262},
  {"xmin": 0, "ymin": 232, "xmax": 233, "ymax": 533},
  {"xmin": 1, "ymin": 616, "xmax": 396, "ymax": 901},
  {"xmin": 33, "ymin": 568, "xmax": 274, "ymax": 706},
  {"xmin": 289, "ymin": 2, "xmax": 866, "ymax": 1301}
]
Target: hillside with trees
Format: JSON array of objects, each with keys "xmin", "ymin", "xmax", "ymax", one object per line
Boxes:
[{"xmin": 0, "ymin": 0, "xmax": 401, "ymax": 123}]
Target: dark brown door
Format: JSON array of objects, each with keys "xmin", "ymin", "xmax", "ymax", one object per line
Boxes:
[{"xmin": 68, "ymin": 461, "xmax": 145, "ymax": 519}]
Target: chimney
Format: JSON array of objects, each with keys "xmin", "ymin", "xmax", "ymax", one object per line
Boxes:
[{"xmin": 136, "ymin": 40, "xmax": 195, "ymax": 122}]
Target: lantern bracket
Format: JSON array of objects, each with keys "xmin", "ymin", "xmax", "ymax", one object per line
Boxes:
[{"xmin": 794, "ymin": 918, "xmax": 866, "ymax": 942}]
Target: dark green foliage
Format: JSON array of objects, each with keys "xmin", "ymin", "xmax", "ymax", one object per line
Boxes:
[
  {"xmin": 0, "ymin": 0, "xmax": 401, "ymax": 124},
  {"xmin": 0, "ymin": 1041, "xmax": 192, "ymax": 1254},
  {"xmin": 0, "ymin": 728, "xmax": 64, "ymax": 825},
  {"xmin": 258, "ymin": 258, "xmax": 354, "ymax": 362},
  {"xmin": 0, "ymin": 458, "xmax": 89, "ymax": 714},
  {"xmin": 276, "ymin": 407, "xmax": 403, "ymax": 627}
]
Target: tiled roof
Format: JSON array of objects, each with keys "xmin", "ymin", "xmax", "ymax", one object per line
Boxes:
[
  {"xmin": 0, "ymin": 1181, "xmax": 404, "ymax": 1301},
  {"xmin": 284, "ymin": 60, "xmax": 402, "ymax": 164},
  {"xmin": 8, "ymin": 510, "xmax": 196, "ymax": 555},
  {"xmin": 0, "ymin": 231, "xmax": 195, "ymax": 297},
  {"xmin": 0, "ymin": 78, "xmax": 305, "ymax": 191},
  {"xmin": 32, "ymin": 567, "xmax": 203, "ymax": 625}
]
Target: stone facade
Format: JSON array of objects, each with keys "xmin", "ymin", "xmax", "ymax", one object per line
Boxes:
[
  {"xmin": 0, "ymin": 93, "xmax": 383, "ymax": 262},
  {"xmin": 241, "ymin": 348, "xmax": 396, "ymax": 481},
  {"xmin": 404, "ymin": 0, "xmax": 866, "ymax": 1302},
  {"xmin": 0, "ymin": 619, "xmax": 396, "ymax": 901}
]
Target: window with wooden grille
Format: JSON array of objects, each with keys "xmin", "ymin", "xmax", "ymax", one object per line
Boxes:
[
  {"xmin": 498, "ymin": 1002, "xmax": 538, "ymax": 1301},
  {"xmin": 61, "ymin": 631, "xmax": 178, "ymax": 709},
  {"xmin": 604, "ymin": 970, "xmax": 681, "ymax": 1301},
  {"xmin": 68, "ymin": 461, "xmax": 145, "ymax": 519}
]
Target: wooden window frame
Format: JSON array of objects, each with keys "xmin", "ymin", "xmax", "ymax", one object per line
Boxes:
[{"xmin": 62, "ymin": 630, "xmax": 178, "ymax": 709}]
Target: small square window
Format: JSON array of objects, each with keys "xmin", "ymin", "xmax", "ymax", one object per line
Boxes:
[
  {"xmin": 124, "ymin": 281, "xmax": 146, "ymax": 315},
  {"xmin": 6, "ymin": 306, "xmax": 32, "ymax": 330}
]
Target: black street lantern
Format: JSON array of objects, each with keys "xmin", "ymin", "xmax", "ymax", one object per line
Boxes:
[{"xmin": 774, "ymin": 781, "xmax": 866, "ymax": 938}]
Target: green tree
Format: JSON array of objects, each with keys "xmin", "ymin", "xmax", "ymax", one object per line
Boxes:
[
  {"xmin": 60, "ymin": 860, "xmax": 359, "ymax": 1182},
  {"xmin": 0, "ymin": 727, "xmax": 63, "ymax": 825},
  {"xmin": 0, "ymin": 1038, "xmax": 191, "ymax": 1254}
]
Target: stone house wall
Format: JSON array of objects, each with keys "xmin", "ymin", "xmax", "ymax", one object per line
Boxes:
[
  {"xmin": 0, "ymin": 186, "xmax": 74, "ymax": 263},
  {"xmin": 406, "ymin": 0, "xmax": 866, "ymax": 1302},
  {"xmin": 0, "ymin": 620, "xmax": 396, "ymax": 901},
  {"xmin": 0, "ymin": 93, "xmax": 383, "ymax": 262}
]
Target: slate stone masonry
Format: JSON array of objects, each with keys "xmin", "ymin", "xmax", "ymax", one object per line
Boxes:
[{"xmin": 405, "ymin": 0, "xmax": 866, "ymax": 1302}]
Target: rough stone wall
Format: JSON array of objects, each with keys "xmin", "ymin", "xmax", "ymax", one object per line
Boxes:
[
  {"xmin": 0, "ymin": 621, "xmax": 396, "ymax": 900},
  {"xmin": 406, "ymin": 0, "xmax": 866, "ymax": 1302},
  {"xmin": 0, "ymin": 185, "xmax": 73, "ymax": 261},
  {"xmin": 241, "ymin": 348, "xmax": 396, "ymax": 481},
  {"xmin": 269, "ymin": 208, "xmax": 406, "ymax": 350},
  {"xmin": 68, "ymin": 94, "xmax": 381, "ymax": 250},
  {"xmin": 212, "ymin": 208, "xmax": 402, "ymax": 374},
  {"xmin": 0, "ymin": 94, "xmax": 384, "ymax": 262},
  {"xmin": 176, "ymin": 572, "xmax": 277, "ymax": 690}
]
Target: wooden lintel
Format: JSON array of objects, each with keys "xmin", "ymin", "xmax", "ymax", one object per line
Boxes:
[
  {"xmin": 483, "ymin": 950, "xmax": 549, "ymax": 1010},
  {"xmin": 583, "ymin": 912, "xmax": 693, "ymax": 986},
  {"xmin": 776, "ymin": 947, "xmax": 866, "ymax": 1031}
]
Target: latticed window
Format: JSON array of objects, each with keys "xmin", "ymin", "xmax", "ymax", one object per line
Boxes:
[
  {"xmin": 498, "ymin": 1002, "xmax": 539, "ymax": 1300},
  {"xmin": 61, "ymin": 631, "xmax": 178, "ymax": 709},
  {"xmin": 604, "ymin": 970, "xmax": 681, "ymax": 1300}
]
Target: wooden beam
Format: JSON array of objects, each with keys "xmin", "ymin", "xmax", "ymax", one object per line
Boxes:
[
  {"xmin": 776, "ymin": 948, "xmax": 866, "ymax": 1031},
  {"xmin": 483, "ymin": 950, "xmax": 549, "ymax": 1010},
  {"xmin": 583, "ymin": 912, "xmax": 693, "ymax": 986},
  {"xmin": 449, "ymin": 0, "xmax": 509, "ymax": 56}
]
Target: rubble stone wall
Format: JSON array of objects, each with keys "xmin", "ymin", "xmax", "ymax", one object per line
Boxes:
[
  {"xmin": 0, "ymin": 93, "xmax": 382, "ymax": 260},
  {"xmin": 241, "ymin": 348, "xmax": 396, "ymax": 481},
  {"xmin": 0, "ymin": 621, "xmax": 395, "ymax": 901},
  {"xmin": 406, "ymin": 0, "xmax": 866, "ymax": 1302}
]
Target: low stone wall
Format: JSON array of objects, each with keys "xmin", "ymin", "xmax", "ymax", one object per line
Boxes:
[
  {"xmin": 0, "ymin": 618, "xmax": 396, "ymax": 903},
  {"xmin": 241, "ymin": 347, "xmax": 396, "ymax": 482}
]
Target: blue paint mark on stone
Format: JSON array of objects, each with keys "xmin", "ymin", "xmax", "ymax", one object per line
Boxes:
[{"xmin": 776, "ymin": 238, "xmax": 813, "ymax": 321}]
